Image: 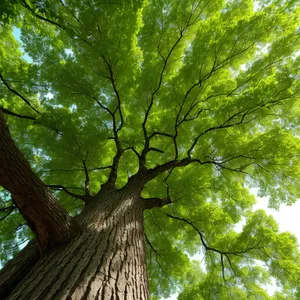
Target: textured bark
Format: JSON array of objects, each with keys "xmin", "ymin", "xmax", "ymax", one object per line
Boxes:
[
  {"xmin": 0, "ymin": 113, "xmax": 79, "ymax": 250},
  {"xmin": 6, "ymin": 187, "xmax": 150, "ymax": 300},
  {"xmin": 0, "ymin": 240, "xmax": 40, "ymax": 299}
]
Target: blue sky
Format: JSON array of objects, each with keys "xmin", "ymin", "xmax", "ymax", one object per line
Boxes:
[{"xmin": 12, "ymin": 27, "xmax": 33, "ymax": 62}]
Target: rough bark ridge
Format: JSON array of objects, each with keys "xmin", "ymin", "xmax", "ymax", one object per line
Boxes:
[
  {"xmin": 0, "ymin": 240, "xmax": 40, "ymax": 299},
  {"xmin": 6, "ymin": 188, "xmax": 150, "ymax": 300}
]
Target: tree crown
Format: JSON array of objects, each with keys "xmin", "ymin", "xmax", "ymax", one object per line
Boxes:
[{"xmin": 1, "ymin": 0, "xmax": 300, "ymax": 298}]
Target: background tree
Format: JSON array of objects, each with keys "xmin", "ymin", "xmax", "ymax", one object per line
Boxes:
[{"xmin": 0, "ymin": 0, "xmax": 300, "ymax": 299}]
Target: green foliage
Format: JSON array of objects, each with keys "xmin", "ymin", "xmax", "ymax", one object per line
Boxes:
[
  {"xmin": 1, "ymin": 0, "xmax": 300, "ymax": 298},
  {"xmin": 0, "ymin": 188, "xmax": 31, "ymax": 266}
]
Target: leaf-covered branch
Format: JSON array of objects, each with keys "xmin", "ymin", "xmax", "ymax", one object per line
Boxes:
[
  {"xmin": 0, "ymin": 73, "xmax": 41, "ymax": 115},
  {"xmin": 258, "ymin": 247, "xmax": 300, "ymax": 285},
  {"xmin": 43, "ymin": 166, "xmax": 112, "ymax": 173},
  {"xmin": 101, "ymin": 55, "xmax": 124, "ymax": 133},
  {"xmin": 21, "ymin": 0, "xmax": 65, "ymax": 29},
  {"xmin": 140, "ymin": 21, "xmax": 190, "ymax": 168},
  {"xmin": 145, "ymin": 233, "xmax": 161, "ymax": 257},
  {"xmin": 0, "ymin": 107, "xmax": 36, "ymax": 120},
  {"xmin": 166, "ymin": 213, "xmax": 260, "ymax": 282},
  {"xmin": 95, "ymin": 55, "xmax": 125, "ymax": 189},
  {"xmin": 20, "ymin": 0, "xmax": 94, "ymax": 48},
  {"xmin": 0, "ymin": 204, "xmax": 15, "ymax": 221},
  {"xmin": 46, "ymin": 184, "xmax": 92, "ymax": 203}
]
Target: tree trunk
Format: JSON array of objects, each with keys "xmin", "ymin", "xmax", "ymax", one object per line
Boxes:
[
  {"xmin": 5, "ymin": 187, "xmax": 150, "ymax": 300},
  {"xmin": 0, "ymin": 240, "xmax": 40, "ymax": 299}
]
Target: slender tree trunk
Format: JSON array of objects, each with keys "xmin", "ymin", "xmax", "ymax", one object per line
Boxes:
[{"xmin": 6, "ymin": 187, "xmax": 150, "ymax": 300}]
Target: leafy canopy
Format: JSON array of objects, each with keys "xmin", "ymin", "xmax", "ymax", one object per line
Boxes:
[{"xmin": 1, "ymin": 0, "xmax": 300, "ymax": 298}]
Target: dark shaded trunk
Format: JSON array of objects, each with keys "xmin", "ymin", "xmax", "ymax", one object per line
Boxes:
[
  {"xmin": 0, "ymin": 240, "xmax": 40, "ymax": 299},
  {"xmin": 5, "ymin": 187, "xmax": 150, "ymax": 300}
]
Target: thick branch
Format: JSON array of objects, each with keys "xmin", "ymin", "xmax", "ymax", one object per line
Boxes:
[
  {"xmin": 103, "ymin": 125, "xmax": 123, "ymax": 189},
  {"xmin": 142, "ymin": 157, "xmax": 209, "ymax": 183},
  {"xmin": 141, "ymin": 150, "xmax": 257, "ymax": 185},
  {"xmin": 0, "ymin": 113, "xmax": 79, "ymax": 251},
  {"xmin": 103, "ymin": 148, "xmax": 123, "ymax": 190},
  {"xmin": 82, "ymin": 158, "xmax": 91, "ymax": 196},
  {"xmin": 142, "ymin": 196, "xmax": 171, "ymax": 210}
]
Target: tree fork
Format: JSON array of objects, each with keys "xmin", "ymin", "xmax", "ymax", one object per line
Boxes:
[{"xmin": 4, "ymin": 188, "xmax": 150, "ymax": 300}]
